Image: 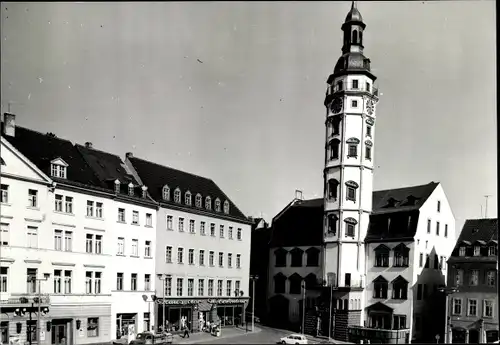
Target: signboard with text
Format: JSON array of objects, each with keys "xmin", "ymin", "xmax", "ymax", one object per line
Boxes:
[{"xmin": 155, "ymin": 298, "xmax": 248, "ymax": 305}]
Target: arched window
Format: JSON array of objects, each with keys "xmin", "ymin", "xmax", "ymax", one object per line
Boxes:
[
  {"xmin": 346, "ymin": 138, "xmax": 360, "ymax": 158},
  {"xmin": 332, "ymin": 116, "xmax": 342, "ymax": 136},
  {"xmin": 205, "ymin": 196, "xmax": 212, "ymax": 210},
  {"xmin": 352, "ymin": 30, "xmax": 358, "ymax": 44},
  {"xmin": 359, "ymin": 31, "xmax": 363, "ymax": 45},
  {"xmin": 345, "ymin": 180, "xmax": 359, "ymax": 202},
  {"xmin": 185, "ymin": 191, "xmax": 192, "ymax": 206},
  {"xmin": 328, "ymin": 179, "xmax": 339, "ymax": 200},
  {"xmin": 336, "ymin": 80, "xmax": 343, "ymax": 92},
  {"xmin": 329, "ymin": 139, "xmax": 340, "ymax": 160},
  {"xmin": 215, "ymin": 198, "xmax": 221, "ymax": 212},
  {"xmin": 162, "ymin": 185, "xmax": 170, "ymax": 201},
  {"xmin": 195, "ymin": 194, "xmax": 202, "ymax": 208},
  {"xmin": 223, "ymin": 200, "xmax": 230, "ymax": 214},
  {"xmin": 327, "ymin": 214, "xmax": 338, "ymax": 235},
  {"xmin": 173, "ymin": 188, "xmax": 181, "ymax": 203}
]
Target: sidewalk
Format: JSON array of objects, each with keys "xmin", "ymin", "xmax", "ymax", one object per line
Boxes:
[{"xmin": 174, "ymin": 326, "xmax": 262, "ymax": 344}]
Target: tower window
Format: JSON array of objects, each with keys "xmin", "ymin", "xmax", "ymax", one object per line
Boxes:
[
  {"xmin": 366, "ymin": 82, "xmax": 371, "ymax": 92},
  {"xmin": 351, "ymin": 100, "xmax": 358, "ymax": 108},
  {"xmin": 327, "ymin": 214, "xmax": 338, "ymax": 235},
  {"xmin": 345, "ymin": 180, "xmax": 359, "ymax": 202},
  {"xmin": 359, "ymin": 31, "xmax": 363, "ymax": 45},
  {"xmin": 329, "ymin": 139, "xmax": 340, "ymax": 160},
  {"xmin": 352, "ymin": 80, "xmax": 359, "ymax": 89},
  {"xmin": 365, "ymin": 147, "xmax": 372, "ymax": 160},
  {"xmin": 348, "ymin": 144, "xmax": 358, "ymax": 158},
  {"xmin": 336, "ymin": 80, "xmax": 343, "ymax": 92},
  {"xmin": 352, "ymin": 30, "xmax": 358, "ymax": 44},
  {"xmin": 366, "ymin": 125, "xmax": 372, "ymax": 137},
  {"xmin": 344, "ymin": 217, "xmax": 358, "ymax": 238},
  {"xmin": 328, "ymin": 179, "xmax": 339, "ymax": 200},
  {"xmin": 332, "ymin": 117, "xmax": 341, "ymax": 136}
]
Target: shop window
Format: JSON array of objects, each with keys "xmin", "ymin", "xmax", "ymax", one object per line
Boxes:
[{"xmin": 87, "ymin": 318, "xmax": 99, "ymax": 337}]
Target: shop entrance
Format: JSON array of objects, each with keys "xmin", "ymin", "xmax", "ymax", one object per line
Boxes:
[
  {"xmin": 51, "ymin": 319, "xmax": 70, "ymax": 345},
  {"xmin": 217, "ymin": 305, "xmax": 243, "ymax": 327},
  {"xmin": 166, "ymin": 307, "xmax": 192, "ymax": 331},
  {"xmin": 116, "ymin": 313, "xmax": 137, "ymax": 339}
]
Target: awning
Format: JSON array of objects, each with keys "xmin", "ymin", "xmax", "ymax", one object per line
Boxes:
[{"xmin": 198, "ymin": 301, "xmax": 212, "ymax": 312}]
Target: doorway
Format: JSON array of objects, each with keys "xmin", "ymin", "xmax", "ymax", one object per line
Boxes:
[{"xmin": 51, "ymin": 321, "xmax": 68, "ymax": 345}]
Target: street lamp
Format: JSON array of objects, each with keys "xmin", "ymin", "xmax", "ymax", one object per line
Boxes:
[
  {"xmin": 437, "ymin": 286, "xmax": 458, "ymax": 343},
  {"xmin": 250, "ymin": 275, "xmax": 259, "ymax": 332},
  {"xmin": 31, "ymin": 273, "xmax": 50, "ymax": 345},
  {"xmin": 157, "ymin": 274, "xmax": 171, "ymax": 332},
  {"xmin": 301, "ymin": 280, "xmax": 306, "ymax": 335},
  {"xmin": 327, "ymin": 282, "xmax": 334, "ymax": 340}
]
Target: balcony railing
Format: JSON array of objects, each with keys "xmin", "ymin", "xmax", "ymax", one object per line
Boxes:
[{"xmin": 329, "ymin": 84, "xmax": 379, "ymax": 96}]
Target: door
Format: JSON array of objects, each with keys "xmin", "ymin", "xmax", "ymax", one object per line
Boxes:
[
  {"xmin": 51, "ymin": 324, "xmax": 67, "ymax": 345},
  {"xmin": 345, "ymin": 273, "xmax": 351, "ymax": 287}
]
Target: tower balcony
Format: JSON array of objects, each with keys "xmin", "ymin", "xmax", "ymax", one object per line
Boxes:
[{"xmin": 324, "ymin": 84, "xmax": 379, "ymax": 106}]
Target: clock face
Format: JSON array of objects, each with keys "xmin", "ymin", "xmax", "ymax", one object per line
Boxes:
[
  {"xmin": 366, "ymin": 99, "xmax": 374, "ymax": 115},
  {"xmin": 330, "ymin": 97, "xmax": 343, "ymax": 114}
]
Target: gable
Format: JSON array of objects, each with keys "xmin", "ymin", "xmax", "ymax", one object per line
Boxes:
[
  {"xmin": 50, "ymin": 157, "xmax": 69, "ymax": 167},
  {"xmin": 0, "ymin": 139, "xmax": 51, "ymax": 184}
]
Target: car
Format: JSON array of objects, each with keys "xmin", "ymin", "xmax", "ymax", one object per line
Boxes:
[{"xmin": 279, "ymin": 334, "xmax": 308, "ymax": 344}]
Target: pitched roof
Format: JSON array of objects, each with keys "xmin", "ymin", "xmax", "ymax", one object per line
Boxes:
[
  {"xmin": 455, "ymin": 218, "xmax": 498, "ymax": 244},
  {"xmin": 127, "ymin": 156, "xmax": 248, "ymax": 222},
  {"xmin": 371, "ymin": 182, "xmax": 439, "ymax": 214}
]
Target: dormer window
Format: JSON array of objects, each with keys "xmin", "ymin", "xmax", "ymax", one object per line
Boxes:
[
  {"xmin": 128, "ymin": 183, "xmax": 134, "ymax": 196},
  {"xmin": 223, "ymin": 200, "xmax": 230, "ymax": 214},
  {"xmin": 489, "ymin": 246, "xmax": 497, "ymax": 256},
  {"xmin": 474, "ymin": 246, "xmax": 480, "ymax": 256},
  {"xmin": 215, "ymin": 198, "xmax": 221, "ymax": 212},
  {"xmin": 195, "ymin": 194, "xmax": 202, "ymax": 208},
  {"xmin": 114, "ymin": 180, "xmax": 120, "ymax": 194},
  {"xmin": 174, "ymin": 188, "xmax": 181, "ymax": 203},
  {"xmin": 162, "ymin": 185, "xmax": 170, "ymax": 201},
  {"xmin": 459, "ymin": 247, "xmax": 466, "ymax": 256},
  {"xmin": 185, "ymin": 191, "xmax": 192, "ymax": 206},
  {"xmin": 50, "ymin": 158, "xmax": 69, "ymax": 179},
  {"xmin": 141, "ymin": 186, "xmax": 148, "ymax": 199},
  {"xmin": 205, "ymin": 196, "xmax": 212, "ymax": 210}
]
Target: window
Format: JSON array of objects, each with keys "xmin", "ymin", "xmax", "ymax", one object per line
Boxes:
[
  {"xmin": 220, "ymin": 225, "xmax": 224, "ymax": 238},
  {"xmin": 336, "ymin": 80, "xmax": 343, "ymax": 91},
  {"xmin": 200, "ymin": 221, "xmax": 206, "ymax": 235},
  {"xmin": 177, "ymin": 278, "xmax": 183, "ymax": 296},
  {"xmin": 332, "ymin": 117, "xmax": 341, "ymax": 136},
  {"xmin": 306, "ymin": 248, "xmax": 320, "ymax": 267},
  {"xmin": 187, "ymin": 279, "xmax": 194, "ymax": 296},
  {"xmin": 198, "ymin": 279, "xmax": 204, "ymax": 296},
  {"xmin": 87, "ymin": 201, "xmax": 94, "ymax": 217},
  {"xmin": 63, "ymin": 270, "xmax": 71, "ymax": 293},
  {"xmin": 425, "ymin": 254, "xmax": 430, "ymax": 268},
  {"xmin": 132, "ymin": 211, "xmax": 139, "ymax": 225},
  {"xmin": 427, "ymin": 219, "xmax": 431, "ymax": 233},
  {"xmin": 346, "ymin": 183, "xmax": 358, "ymax": 202},
  {"xmin": 117, "ymin": 273, "xmax": 123, "ymax": 290},
  {"xmin": 27, "ymin": 268, "xmax": 37, "ymax": 293},
  {"xmin": 178, "ymin": 248, "xmax": 184, "ymax": 264},
  {"xmin": 366, "ymin": 82, "xmax": 371, "ymax": 92},
  {"xmin": 393, "ymin": 244, "xmax": 410, "ymax": 267},
  {"xmin": 210, "ymin": 223, "xmax": 215, "ymax": 236},
  {"xmin": 55, "ymin": 230, "xmax": 63, "ymax": 251},
  {"xmin": 215, "ymin": 199, "xmax": 221, "ymax": 212},
  {"xmin": 393, "ymin": 315, "xmax": 406, "ymax": 330},
  {"xmin": 87, "ymin": 318, "xmax": 99, "ymax": 337},
  {"xmin": 174, "ymin": 189, "xmax": 181, "ymax": 203},
  {"xmin": 188, "ymin": 249, "xmax": 194, "ymax": 265},
  {"xmin": 96, "ymin": 202, "xmax": 103, "ymax": 218},
  {"xmin": 0, "ymin": 267, "xmax": 8, "ymax": 292},
  {"xmin": 417, "ymin": 284, "xmax": 422, "ymax": 300},
  {"xmin": 27, "ymin": 321, "xmax": 37, "ymax": 342},
  {"xmin": 373, "ymin": 276, "xmax": 388, "ymax": 299},
  {"xmin": 118, "ymin": 208, "xmax": 125, "ymax": 222},
  {"xmin": 459, "ymin": 246, "xmax": 466, "ymax": 256},
  {"xmin": 348, "ymin": 144, "xmax": 357, "ymax": 158},
  {"xmin": 0, "ymin": 321, "xmax": 7, "ymax": 344},
  {"xmin": 436, "ymin": 221, "xmax": 440, "ymax": 235},
  {"xmin": 289, "ymin": 275, "xmax": 302, "ymax": 295},
  {"xmin": 327, "ymin": 214, "xmax": 338, "ymax": 235},
  {"xmin": 162, "ymin": 186, "xmax": 170, "ymax": 201},
  {"xmin": 145, "ymin": 241, "xmax": 151, "ymax": 257},
  {"xmin": 114, "ymin": 181, "xmax": 120, "ymax": 194},
  {"xmin": 205, "ymin": 197, "xmax": 212, "ymax": 210},
  {"xmin": 117, "ymin": 237, "xmax": 125, "ymax": 255},
  {"xmin": 235, "ymin": 281, "xmax": 240, "ymax": 295},
  {"xmin": 208, "ymin": 279, "xmax": 214, "ymax": 296},
  {"xmin": 94, "ymin": 272, "xmax": 101, "ymax": 293},
  {"xmin": 345, "ymin": 218, "xmax": 356, "ymax": 237},
  {"xmin": 209, "ymin": 251, "xmax": 215, "ymax": 266},
  {"xmin": 365, "ymin": 146, "xmax": 372, "ymax": 160},
  {"xmin": 146, "ymin": 213, "xmax": 152, "ymax": 226},
  {"xmin": 228, "ymin": 253, "xmax": 233, "ymax": 268},
  {"xmin": 474, "ymin": 246, "xmax": 480, "ymax": 256},
  {"xmin": 185, "ymin": 192, "xmax": 192, "ymax": 206},
  {"xmin": 455, "ymin": 269, "xmax": 464, "ymax": 285},
  {"xmin": 274, "ymin": 274, "xmax": 286, "ymax": 293},
  {"xmin": 275, "ymin": 249, "xmax": 287, "ymax": 267},
  {"xmin": 0, "ymin": 184, "xmax": 8, "ymax": 203},
  {"xmin": 468, "ymin": 299, "xmax": 478, "ymax": 316},
  {"xmin": 53, "ymin": 270, "xmax": 62, "ymax": 293},
  {"xmin": 486, "ymin": 270, "xmax": 496, "ymax": 286},
  {"xmin": 166, "ymin": 215, "xmax": 173, "ymax": 230},
  {"xmin": 178, "ymin": 218, "xmax": 184, "ymax": 232},
  {"xmin": 374, "ymin": 246, "xmax": 389, "ymax": 267},
  {"xmin": 51, "ymin": 163, "xmax": 67, "ymax": 179},
  {"xmin": 226, "ymin": 280, "xmax": 232, "ymax": 296},
  {"xmin": 165, "ymin": 246, "xmax": 172, "ymax": 262},
  {"xmin": 64, "ymin": 231, "xmax": 72, "ymax": 252},
  {"xmin": 165, "ymin": 277, "xmax": 172, "ymax": 296},
  {"xmin": 437, "ymin": 201, "xmax": 441, "ymax": 212},
  {"xmin": 199, "ymin": 250, "xmax": 205, "ymax": 266},
  {"xmin": 452, "ymin": 298, "xmax": 462, "ymax": 315},
  {"xmin": 219, "ymin": 252, "xmax": 224, "ymax": 267},
  {"xmin": 195, "ymin": 194, "xmax": 202, "ymax": 208},
  {"xmin": 85, "ymin": 271, "xmax": 93, "ymax": 294},
  {"xmin": 469, "ymin": 270, "xmax": 479, "ymax": 286},
  {"xmin": 329, "ymin": 139, "xmax": 340, "ymax": 160},
  {"xmin": 392, "ymin": 276, "xmax": 408, "ymax": 299},
  {"xmin": 131, "ymin": 239, "xmax": 138, "ymax": 256},
  {"xmin": 484, "ymin": 300, "xmax": 494, "ymax": 317},
  {"xmin": 328, "ymin": 179, "xmax": 339, "ymax": 200},
  {"xmin": 55, "ymin": 194, "xmax": 63, "ymax": 211},
  {"xmin": 290, "ymin": 249, "xmax": 303, "ymax": 267},
  {"xmin": 423, "ymin": 284, "xmax": 428, "ymax": 298},
  {"xmin": 217, "ymin": 280, "xmax": 223, "ymax": 296},
  {"xmin": 27, "ymin": 226, "xmax": 38, "ymax": 248},
  {"xmin": 489, "ymin": 246, "xmax": 497, "ymax": 256},
  {"xmin": 366, "ymin": 125, "xmax": 372, "ymax": 137},
  {"xmin": 130, "ymin": 273, "xmax": 137, "ymax": 291},
  {"xmin": 351, "ymin": 100, "xmax": 358, "ymax": 108},
  {"xmin": 0, "ymin": 223, "xmax": 9, "ymax": 246},
  {"xmin": 237, "ymin": 228, "xmax": 242, "ymax": 240},
  {"xmin": 189, "ymin": 220, "xmax": 195, "ymax": 233},
  {"xmin": 236, "ymin": 254, "xmax": 241, "ymax": 268},
  {"xmin": 143, "ymin": 274, "xmax": 150, "ymax": 290},
  {"xmin": 352, "ymin": 79, "xmax": 359, "ymax": 89},
  {"xmin": 228, "ymin": 227, "xmax": 233, "ymax": 239},
  {"xmin": 224, "ymin": 200, "xmax": 230, "ymax": 214},
  {"xmin": 28, "ymin": 189, "xmax": 38, "ymax": 207},
  {"xmin": 65, "ymin": 196, "xmax": 73, "ymax": 213},
  {"xmin": 419, "ymin": 253, "xmax": 423, "ymax": 267}
]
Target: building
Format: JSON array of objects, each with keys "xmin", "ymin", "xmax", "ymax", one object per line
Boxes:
[
  {"xmin": 447, "ymin": 218, "xmax": 498, "ymax": 344},
  {"xmin": 125, "ymin": 154, "xmax": 252, "ymax": 333},
  {"xmin": 0, "ymin": 113, "xmax": 158, "ymax": 344}
]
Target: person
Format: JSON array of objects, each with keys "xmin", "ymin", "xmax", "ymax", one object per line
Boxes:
[{"xmin": 183, "ymin": 322, "xmax": 190, "ymax": 338}]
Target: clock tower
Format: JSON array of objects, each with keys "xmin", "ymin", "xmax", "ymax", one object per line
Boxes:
[{"xmin": 323, "ymin": 0, "xmax": 379, "ymax": 334}]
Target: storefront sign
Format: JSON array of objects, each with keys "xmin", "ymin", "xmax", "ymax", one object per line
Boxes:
[
  {"xmin": 207, "ymin": 299, "xmax": 247, "ymax": 304},
  {"xmin": 157, "ymin": 298, "xmax": 248, "ymax": 305}
]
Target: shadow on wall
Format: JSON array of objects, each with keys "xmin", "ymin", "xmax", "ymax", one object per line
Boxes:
[{"xmin": 413, "ymin": 246, "xmax": 447, "ymax": 343}]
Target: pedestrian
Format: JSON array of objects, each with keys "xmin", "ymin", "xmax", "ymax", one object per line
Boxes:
[{"xmin": 183, "ymin": 322, "xmax": 190, "ymax": 338}]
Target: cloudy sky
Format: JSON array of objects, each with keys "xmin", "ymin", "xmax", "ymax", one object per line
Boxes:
[{"xmin": 1, "ymin": 1, "xmax": 496, "ymax": 233}]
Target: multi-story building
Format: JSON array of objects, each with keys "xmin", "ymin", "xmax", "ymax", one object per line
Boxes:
[
  {"xmin": 447, "ymin": 218, "xmax": 498, "ymax": 344},
  {"xmin": 125, "ymin": 154, "xmax": 252, "ymax": 333},
  {"xmin": 0, "ymin": 113, "xmax": 158, "ymax": 344}
]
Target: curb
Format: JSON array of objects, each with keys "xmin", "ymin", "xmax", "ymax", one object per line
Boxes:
[{"xmin": 178, "ymin": 326, "xmax": 263, "ymax": 344}]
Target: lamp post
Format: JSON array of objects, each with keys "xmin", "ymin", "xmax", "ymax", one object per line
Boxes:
[
  {"xmin": 157, "ymin": 274, "xmax": 171, "ymax": 332},
  {"xmin": 301, "ymin": 281, "xmax": 306, "ymax": 335},
  {"xmin": 328, "ymin": 283, "xmax": 333, "ymax": 340},
  {"xmin": 437, "ymin": 286, "xmax": 458, "ymax": 343},
  {"xmin": 33, "ymin": 273, "xmax": 50, "ymax": 345},
  {"xmin": 249, "ymin": 275, "xmax": 259, "ymax": 332}
]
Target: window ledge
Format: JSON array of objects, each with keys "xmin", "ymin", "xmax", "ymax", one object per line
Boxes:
[
  {"xmin": 26, "ymin": 206, "xmax": 40, "ymax": 211},
  {"xmin": 144, "ymin": 256, "xmax": 153, "ymax": 259},
  {"xmin": 54, "ymin": 211, "xmax": 75, "ymax": 216},
  {"xmin": 167, "ymin": 228, "xmax": 173, "ymax": 231},
  {"xmin": 306, "ymin": 264, "xmax": 320, "ymax": 267},
  {"xmin": 189, "ymin": 232, "xmax": 196, "ymax": 235},
  {"xmin": 116, "ymin": 254, "xmax": 126, "ymax": 257},
  {"xmin": 117, "ymin": 221, "xmax": 126, "ymax": 224},
  {"xmin": 166, "ymin": 261, "xmax": 173, "ymax": 264},
  {"xmin": 189, "ymin": 263, "xmax": 195, "ymax": 266},
  {"xmin": 130, "ymin": 255, "xmax": 140, "ymax": 258},
  {"xmin": 1, "ymin": 202, "xmax": 11, "ymax": 206},
  {"xmin": 145, "ymin": 225, "xmax": 153, "ymax": 228},
  {"xmin": 86, "ymin": 216, "xmax": 104, "ymax": 221},
  {"xmin": 131, "ymin": 223, "xmax": 140, "ymax": 226}
]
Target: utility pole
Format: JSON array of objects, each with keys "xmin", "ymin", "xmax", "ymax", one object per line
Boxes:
[{"xmin": 484, "ymin": 195, "xmax": 492, "ymax": 218}]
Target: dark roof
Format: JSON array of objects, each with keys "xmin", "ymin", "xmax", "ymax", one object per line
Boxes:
[
  {"xmin": 371, "ymin": 182, "xmax": 439, "ymax": 214},
  {"xmin": 1, "ymin": 124, "xmax": 102, "ymax": 186},
  {"xmin": 345, "ymin": 2, "xmax": 363, "ymax": 23},
  {"xmin": 454, "ymin": 218, "xmax": 498, "ymax": 248},
  {"xmin": 127, "ymin": 156, "xmax": 248, "ymax": 221}
]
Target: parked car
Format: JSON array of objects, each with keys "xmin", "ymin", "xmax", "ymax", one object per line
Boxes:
[{"xmin": 279, "ymin": 334, "xmax": 308, "ymax": 344}]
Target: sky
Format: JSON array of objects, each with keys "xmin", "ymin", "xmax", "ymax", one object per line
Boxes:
[{"xmin": 1, "ymin": 1, "xmax": 496, "ymax": 234}]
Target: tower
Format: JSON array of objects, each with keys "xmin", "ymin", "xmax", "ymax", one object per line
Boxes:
[{"xmin": 322, "ymin": 1, "xmax": 379, "ymax": 335}]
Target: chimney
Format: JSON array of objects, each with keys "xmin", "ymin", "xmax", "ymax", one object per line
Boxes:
[
  {"xmin": 3, "ymin": 113, "xmax": 16, "ymax": 137},
  {"xmin": 85, "ymin": 142, "xmax": 93, "ymax": 149},
  {"xmin": 126, "ymin": 152, "xmax": 133, "ymax": 159},
  {"xmin": 295, "ymin": 189, "xmax": 303, "ymax": 201}
]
